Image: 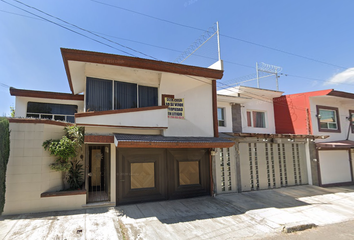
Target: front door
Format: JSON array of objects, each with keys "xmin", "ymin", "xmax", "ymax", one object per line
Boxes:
[
  {"xmin": 87, "ymin": 145, "xmax": 110, "ymax": 203},
  {"xmin": 116, "ymin": 148, "xmax": 210, "ymax": 204}
]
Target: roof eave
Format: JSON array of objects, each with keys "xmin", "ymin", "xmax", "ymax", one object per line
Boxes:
[
  {"xmin": 61, "ymin": 48, "xmax": 224, "ymax": 94},
  {"xmin": 9, "ymin": 87, "xmax": 84, "ymax": 101},
  {"xmin": 327, "ymin": 90, "xmax": 354, "ymax": 100}
]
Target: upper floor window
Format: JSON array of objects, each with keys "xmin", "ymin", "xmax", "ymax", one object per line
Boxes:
[
  {"xmin": 350, "ymin": 110, "xmax": 354, "ymax": 133},
  {"xmin": 247, "ymin": 110, "xmax": 266, "ymax": 128},
  {"xmin": 218, "ymin": 108, "xmax": 225, "ymax": 126},
  {"xmin": 86, "ymin": 77, "xmax": 158, "ymax": 112},
  {"xmin": 26, "ymin": 102, "xmax": 77, "ymax": 123},
  {"xmin": 317, "ymin": 105, "xmax": 340, "ymax": 132}
]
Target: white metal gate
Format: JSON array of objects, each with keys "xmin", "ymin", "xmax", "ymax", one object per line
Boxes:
[
  {"xmin": 215, "ymin": 147, "xmax": 237, "ymax": 193},
  {"xmin": 216, "ymin": 141, "xmax": 308, "ymax": 194}
]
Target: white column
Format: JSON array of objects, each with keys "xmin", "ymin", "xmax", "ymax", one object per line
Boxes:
[
  {"xmin": 305, "ymin": 140, "xmax": 313, "ymax": 185},
  {"xmin": 110, "ymin": 143, "xmax": 116, "ymax": 203}
]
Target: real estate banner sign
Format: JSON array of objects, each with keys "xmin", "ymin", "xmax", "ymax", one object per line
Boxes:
[{"xmin": 165, "ymin": 98, "xmax": 185, "ymax": 119}]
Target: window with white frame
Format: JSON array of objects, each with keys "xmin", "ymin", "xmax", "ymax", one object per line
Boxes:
[
  {"xmin": 317, "ymin": 106, "xmax": 340, "ymax": 132},
  {"xmin": 246, "ymin": 110, "xmax": 266, "ymax": 128},
  {"xmin": 218, "ymin": 108, "xmax": 225, "ymax": 127}
]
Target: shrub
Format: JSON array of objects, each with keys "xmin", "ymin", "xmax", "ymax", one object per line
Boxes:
[
  {"xmin": 0, "ymin": 118, "xmax": 10, "ymax": 215},
  {"xmin": 43, "ymin": 125, "xmax": 84, "ymax": 190}
]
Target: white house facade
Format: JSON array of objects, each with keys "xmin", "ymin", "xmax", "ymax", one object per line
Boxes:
[
  {"xmin": 4, "ymin": 48, "xmax": 233, "ymax": 215},
  {"xmin": 215, "ymin": 86, "xmax": 323, "ymax": 195}
]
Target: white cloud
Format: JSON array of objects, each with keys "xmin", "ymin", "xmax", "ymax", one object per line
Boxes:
[{"xmin": 325, "ymin": 68, "xmax": 354, "ymax": 85}]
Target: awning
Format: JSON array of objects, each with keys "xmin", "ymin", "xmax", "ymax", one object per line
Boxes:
[
  {"xmin": 113, "ymin": 134, "xmax": 234, "ymax": 148},
  {"xmin": 316, "ymin": 140, "xmax": 354, "ymax": 149}
]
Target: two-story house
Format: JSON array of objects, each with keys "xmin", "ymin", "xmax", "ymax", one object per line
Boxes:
[
  {"xmin": 215, "ymin": 86, "xmax": 324, "ymax": 194},
  {"xmin": 4, "ymin": 48, "xmax": 233, "ymax": 215},
  {"xmin": 274, "ymin": 89, "xmax": 354, "ymax": 187}
]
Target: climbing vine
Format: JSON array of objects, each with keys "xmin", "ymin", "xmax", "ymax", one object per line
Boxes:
[
  {"xmin": 0, "ymin": 118, "xmax": 10, "ymax": 215},
  {"xmin": 43, "ymin": 125, "xmax": 85, "ymax": 190}
]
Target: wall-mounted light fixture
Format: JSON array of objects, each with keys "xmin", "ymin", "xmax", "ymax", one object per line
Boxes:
[{"xmin": 210, "ymin": 148, "xmax": 217, "ymax": 156}]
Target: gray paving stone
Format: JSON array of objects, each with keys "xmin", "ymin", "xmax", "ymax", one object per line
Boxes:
[{"xmin": 2, "ymin": 185, "xmax": 354, "ymax": 239}]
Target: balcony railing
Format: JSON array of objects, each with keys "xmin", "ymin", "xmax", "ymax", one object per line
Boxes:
[{"xmin": 26, "ymin": 112, "xmax": 75, "ymax": 123}]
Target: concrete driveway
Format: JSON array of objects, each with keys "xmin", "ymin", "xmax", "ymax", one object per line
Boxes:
[{"xmin": 2, "ymin": 185, "xmax": 354, "ymax": 239}]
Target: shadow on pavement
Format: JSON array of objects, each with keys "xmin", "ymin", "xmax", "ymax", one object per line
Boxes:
[
  {"xmin": 2, "ymin": 185, "xmax": 354, "ymax": 225},
  {"xmin": 116, "ymin": 185, "xmax": 354, "ymax": 224}
]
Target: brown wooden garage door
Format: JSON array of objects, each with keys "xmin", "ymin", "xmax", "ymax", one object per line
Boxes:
[{"xmin": 116, "ymin": 148, "xmax": 210, "ymax": 204}]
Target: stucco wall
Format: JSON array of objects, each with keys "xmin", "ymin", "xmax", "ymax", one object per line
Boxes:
[
  {"xmin": 84, "ymin": 126, "xmax": 161, "ymax": 135},
  {"xmin": 241, "ymin": 99, "xmax": 276, "ymax": 134},
  {"xmin": 160, "ymin": 73, "xmax": 214, "ymax": 137},
  {"xmin": 310, "ymin": 96, "xmax": 354, "ymax": 142},
  {"xmin": 76, "ymin": 108, "xmax": 168, "ymax": 128},
  {"xmin": 3, "ymin": 123, "xmax": 86, "ymax": 215}
]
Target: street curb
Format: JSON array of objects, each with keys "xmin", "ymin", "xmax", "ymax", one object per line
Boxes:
[{"xmin": 282, "ymin": 222, "xmax": 317, "ymax": 233}]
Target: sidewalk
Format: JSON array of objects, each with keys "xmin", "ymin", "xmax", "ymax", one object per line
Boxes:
[
  {"xmin": 2, "ymin": 185, "xmax": 354, "ymax": 239},
  {"xmin": 264, "ymin": 219, "xmax": 354, "ymax": 240}
]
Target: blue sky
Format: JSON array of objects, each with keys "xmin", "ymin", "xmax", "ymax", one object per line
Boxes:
[{"xmin": 1, "ymin": 0, "xmax": 354, "ymax": 116}]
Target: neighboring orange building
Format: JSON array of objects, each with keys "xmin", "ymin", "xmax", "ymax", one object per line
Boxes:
[{"xmin": 274, "ymin": 90, "xmax": 354, "ymax": 187}]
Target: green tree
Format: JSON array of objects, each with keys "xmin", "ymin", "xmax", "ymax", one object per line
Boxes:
[
  {"xmin": 43, "ymin": 125, "xmax": 84, "ymax": 190},
  {"xmin": 9, "ymin": 106, "xmax": 15, "ymax": 118}
]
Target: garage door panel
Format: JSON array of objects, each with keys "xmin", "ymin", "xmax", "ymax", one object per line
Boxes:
[{"xmin": 319, "ymin": 150, "xmax": 352, "ymax": 185}]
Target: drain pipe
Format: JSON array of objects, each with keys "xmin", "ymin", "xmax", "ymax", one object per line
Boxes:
[
  {"xmin": 346, "ymin": 116, "xmax": 352, "ymax": 140},
  {"xmin": 210, "ymin": 148, "xmax": 217, "ymax": 197}
]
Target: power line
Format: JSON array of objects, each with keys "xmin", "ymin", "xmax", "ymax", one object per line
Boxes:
[
  {"xmin": 0, "ymin": 0, "xmax": 138, "ymax": 57},
  {"xmin": 0, "ymin": 0, "xmax": 215, "ymax": 88},
  {"xmin": 3, "ymin": 4, "xmax": 352, "ymax": 91},
  {"xmin": 89, "ymin": 0, "xmax": 203, "ymax": 32},
  {"xmin": 3, "ymin": 0, "xmax": 353, "ymax": 103},
  {"xmin": 9, "ymin": 0, "xmax": 160, "ymax": 60},
  {"xmin": 221, "ymin": 35, "xmax": 348, "ymax": 70},
  {"xmin": 0, "ymin": 8, "xmax": 264, "ymax": 70},
  {"xmin": 89, "ymin": 0, "xmax": 349, "ymax": 70},
  {"xmin": 5, "ymin": 0, "xmax": 347, "ymax": 88},
  {"xmin": 0, "ymin": 82, "xmax": 11, "ymax": 88},
  {"xmin": 0, "ymin": 8, "xmax": 256, "ymax": 69},
  {"xmin": 0, "ymin": 8, "xmax": 42, "ymax": 20}
]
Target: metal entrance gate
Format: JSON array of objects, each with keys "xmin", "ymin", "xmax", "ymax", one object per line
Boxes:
[{"xmin": 86, "ymin": 145, "xmax": 110, "ymax": 203}]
